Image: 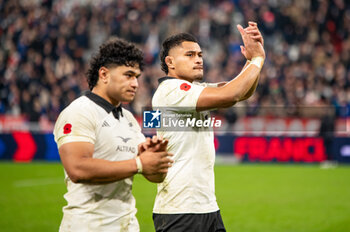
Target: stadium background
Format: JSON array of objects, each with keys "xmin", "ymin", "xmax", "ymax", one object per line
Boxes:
[{"xmin": 0, "ymin": 0, "xmax": 350, "ymax": 231}]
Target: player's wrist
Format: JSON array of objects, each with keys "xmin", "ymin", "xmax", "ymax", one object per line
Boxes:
[
  {"xmin": 251, "ymin": 56, "xmax": 264, "ymax": 69},
  {"xmin": 135, "ymin": 156, "xmax": 143, "ymax": 174}
]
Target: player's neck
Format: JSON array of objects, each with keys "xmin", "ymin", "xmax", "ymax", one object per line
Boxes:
[
  {"xmin": 91, "ymin": 88, "xmax": 121, "ymax": 107},
  {"xmin": 167, "ymin": 74, "xmax": 194, "ymax": 83}
]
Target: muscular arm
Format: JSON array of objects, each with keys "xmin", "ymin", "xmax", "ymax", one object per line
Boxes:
[
  {"xmin": 59, "ymin": 141, "xmax": 172, "ymax": 184},
  {"xmin": 239, "ymin": 60, "xmax": 260, "ymax": 101},
  {"xmin": 216, "ymin": 82, "xmax": 227, "ymax": 87},
  {"xmin": 196, "ymin": 60, "xmax": 263, "ymax": 111},
  {"xmin": 240, "ymin": 73, "xmax": 259, "ymax": 101},
  {"xmin": 212, "ymin": 61, "xmax": 259, "ymax": 101},
  {"xmin": 59, "ymin": 142, "xmax": 138, "ymax": 184}
]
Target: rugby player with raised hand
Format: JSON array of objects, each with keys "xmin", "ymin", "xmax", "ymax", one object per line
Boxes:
[{"xmin": 151, "ymin": 22, "xmax": 265, "ymax": 231}]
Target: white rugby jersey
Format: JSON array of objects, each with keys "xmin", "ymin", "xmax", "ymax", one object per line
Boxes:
[
  {"xmin": 54, "ymin": 92, "xmax": 145, "ymax": 232},
  {"xmin": 152, "ymin": 77, "xmax": 219, "ymax": 214}
]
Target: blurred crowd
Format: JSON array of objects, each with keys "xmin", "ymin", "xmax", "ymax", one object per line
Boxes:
[{"xmin": 0, "ymin": 0, "xmax": 349, "ymax": 123}]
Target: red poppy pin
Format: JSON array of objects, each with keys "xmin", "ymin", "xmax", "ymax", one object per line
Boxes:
[
  {"xmin": 63, "ymin": 123, "xmax": 72, "ymax": 134},
  {"xmin": 180, "ymin": 83, "xmax": 191, "ymax": 91}
]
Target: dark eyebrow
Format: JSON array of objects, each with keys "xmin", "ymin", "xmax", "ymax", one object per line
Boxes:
[
  {"xmin": 185, "ymin": 50, "xmax": 203, "ymax": 54},
  {"xmin": 124, "ymin": 70, "xmax": 141, "ymax": 78}
]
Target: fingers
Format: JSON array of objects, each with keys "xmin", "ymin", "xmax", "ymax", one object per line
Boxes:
[
  {"xmin": 244, "ymin": 25, "xmax": 264, "ymax": 46},
  {"xmin": 153, "ymin": 135, "xmax": 164, "ymax": 144},
  {"xmin": 143, "ymin": 137, "xmax": 151, "ymax": 147},
  {"xmin": 138, "ymin": 143, "xmax": 146, "ymax": 154},
  {"xmin": 139, "ymin": 139, "xmax": 151, "ymax": 152},
  {"xmin": 144, "ymin": 136, "xmax": 168, "ymax": 152},
  {"xmin": 151, "ymin": 135, "xmax": 158, "ymax": 143},
  {"xmin": 159, "ymin": 157, "xmax": 173, "ymax": 169},
  {"xmin": 148, "ymin": 137, "xmax": 158, "ymax": 148},
  {"xmin": 250, "ymin": 35, "xmax": 262, "ymax": 40},
  {"xmin": 160, "ymin": 151, "xmax": 173, "ymax": 158},
  {"xmin": 248, "ymin": 21, "xmax": 257, "ymax": 27},
  {"xmin": 158, "ymin": 139, "xmax": 169, "ymax": 151},
  {"xmin": 245, "ymin": 29, "xmax": 260, "ymax": 35},
  {"xmin": 237, "ymin": 24, "xmax": 245, "ymax": 36},
  {"xmin": 158, "ymin": 152, "xmax": 174, "ymax": 166},
  {"xmin": 240, "ymin": 45, "xmax": 246, "ymax": 54},
  {"xmin": 162, "ymin": 139, "xmax": 168, "ymax": 146},
  {"xmin": 157, "ymin": 169, "xmax": 169, "ymax": 174},
  {"xmin": 249, "ymin": 34, "xmax": 263, "ymax": 45},
  {"xmin": 245, "ymin": 22, "xmax": 261, "ymax": 36},
  {"xmin": 240, "ymin": 45, "xmax": 248, "ymax": 59},
  {"xmin": 245, "ymin": 27, "xmax": 261, "ymax": 38},
  {"xmin": 148, "ymin": 135, "xmax": 162, "ymax": 147},
  {"xmin": 151, "ymin": 152, "xmax": 173, "ymax": 173},
  {"xmin": 158, "ymin": 160, "xmax": 173, "ymax": 168},
  {"xmin": 163, "ymin": 159, "xmax": 173, "ymax": 166},
  {"xmin": 140, "ymin": 149, "xmax": 174, "ymax": 175}
]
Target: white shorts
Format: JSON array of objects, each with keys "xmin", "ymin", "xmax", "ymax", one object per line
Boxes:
[{"xmin": 59, "ymin": 212, "xmax": 139, "ymax": 232}]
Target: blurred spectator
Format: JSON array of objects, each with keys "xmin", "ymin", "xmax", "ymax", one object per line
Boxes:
[
  {"xmin": 318, "ymin": 95, "xmax": 336, "ymax": 162},
  {"xmin": 0, "ymin": 0, "xmax": 349, "ymax": 126}
]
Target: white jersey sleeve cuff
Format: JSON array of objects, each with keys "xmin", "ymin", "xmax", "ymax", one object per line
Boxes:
[{"xmin": 56, "ymin": 136, "xmax": 95, "ymax": 148}]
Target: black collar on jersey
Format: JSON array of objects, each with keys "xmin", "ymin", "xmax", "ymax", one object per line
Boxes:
[
  {"xmin": 158, "ymin": 76, "xmax": 176, "ymax": 84},
  {"xmin": 84, "ymin": 91, "xmax": 123, "ymax": 120}
]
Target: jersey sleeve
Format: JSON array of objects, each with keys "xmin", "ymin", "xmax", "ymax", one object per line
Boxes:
[
  {"xmin": 155, "ymin": 80, "xmax": 205, "ymax": 110},
  {"xmin": 193, "ymin": 81, "xmax": 218, "ymax": 88},
  {"xmin": 53, "ymin": 104, "xmax": 97, "ymax": 148}
]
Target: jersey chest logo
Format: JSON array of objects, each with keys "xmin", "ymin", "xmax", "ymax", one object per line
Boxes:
[{"xmin": 116, "ymin": 136, "xmax": 132, "ymax": 143}]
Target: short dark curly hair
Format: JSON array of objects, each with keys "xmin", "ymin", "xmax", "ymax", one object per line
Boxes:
[
  {"xmin": 160, "ymin": 33, "xmax": 198, "ymax": 74},
  {"xmin": 87, "ymin": 37, "xmax": 144, "ymax": 90}
]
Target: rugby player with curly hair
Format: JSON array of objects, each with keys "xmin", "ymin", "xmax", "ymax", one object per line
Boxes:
[{"xmin": 54, "ymin": 38, "xmax": 173, "ymax": 231}]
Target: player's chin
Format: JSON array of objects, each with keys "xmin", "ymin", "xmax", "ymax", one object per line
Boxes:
[
  {"xmin": 122, "ymin": 94, "xmax": 136, "ymax": 102},
  {"xmin": 193, "ymin": 73, "xmax": 203, "ymax": 80}
]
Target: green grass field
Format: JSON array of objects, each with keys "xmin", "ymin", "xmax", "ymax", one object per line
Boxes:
[{"xmin": 0, "ymin": 163, "xmax": 349, "ymax": 232}]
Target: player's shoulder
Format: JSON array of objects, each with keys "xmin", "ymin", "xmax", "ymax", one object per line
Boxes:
[
  {"xmin": 159, "ymin": 77, "xmax": 189, "ymax": 88},
  {"xmin": 64, "ymin": 95, "xmax": 94, "ymax": 112},
  {"xmin": 155, "ymin": 77, "xmax": 198, "ymax": 95},
  {"xmin": 54, "ymin": 95, "xmax": 98, "ymax": 134},
  {"xmin": 58, "ymin": 95, "xmax": 97, "ymax": 120},
  {"xmin": 153, "ymin": 77, "xmax": 205, "ymax": 107},
  {"xmin": 153, "ymin": 78, "xmax": 179, "ymax": 104}
]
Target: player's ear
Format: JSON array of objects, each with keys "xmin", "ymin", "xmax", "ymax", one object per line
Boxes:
[
  {"xmin": 165, "ymin": 56, "xmax": 175, "ymax": 70},
  {"xmin": 99, "ymin": 67, "xmax": 109, "ymax": 84}
]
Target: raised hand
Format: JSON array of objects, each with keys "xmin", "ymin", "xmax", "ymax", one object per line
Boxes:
[
  {"xmin": 237, "ymin": 23, "xmax": 265, "ymax": 60},
  {"xmin": 245, "ymin": 21, "xmax": 264, "ymax": 46}
]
